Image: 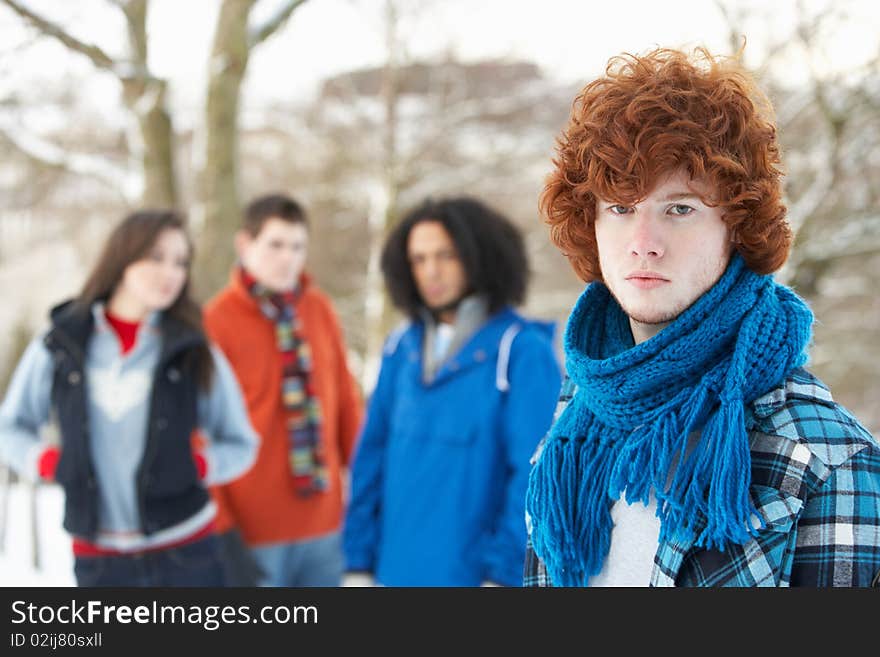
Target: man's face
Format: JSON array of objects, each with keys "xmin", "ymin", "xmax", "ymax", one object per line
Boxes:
[
  {"xmin": 407, "ymin": 220, "xmax": 469, "ymax": 319},
  {"xmin": 594, "ymin": 169, "xmax": 731, "ymax": 344},
  {"xmin": 236, "ymin": 217, "xmax": 308, "ymax": 293}
]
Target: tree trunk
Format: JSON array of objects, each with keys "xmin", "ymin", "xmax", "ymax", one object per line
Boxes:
[
  {"xmin": 362, "ymin": 0, "xmax": 404, "ymax": 392},
  {"xmin": 193, "ymin": 0, "xmax": 256, "ymax": 297},
  {"xmin": 121, "ymin": 0, "xmax": 177, "ymax": 207},
  {"xmin": 121, "ymin": 78, "xmax": 177, "ymax": 207},
  {"xmin": 362, "ymin": 182, "xmax": 400, "ymax": 391}
]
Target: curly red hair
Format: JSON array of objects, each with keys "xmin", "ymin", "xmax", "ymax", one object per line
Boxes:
[{"xmin": 541, "ymin": 47, "xmax": 791, "ymax": 282}]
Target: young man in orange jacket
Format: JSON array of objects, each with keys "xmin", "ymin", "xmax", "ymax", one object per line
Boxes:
[{"xmin": 204, "ymin": 193, "xmax": 363, "ymax": 586}]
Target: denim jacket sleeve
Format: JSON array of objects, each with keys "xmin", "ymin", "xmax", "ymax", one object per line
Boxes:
[
  {"xmin": 0, "ymin": 335, "xmax": 53, "ymax": 479},
  {"xmin": 196, "ymin": 346, "xmax": 259, "ymax": 486}
]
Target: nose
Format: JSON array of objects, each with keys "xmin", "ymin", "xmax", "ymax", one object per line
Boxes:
[
  {"xmin": 421, "ymin": 256, "xmax": 441, "ymax": 279},
  {"xmin": 161, "ymin": 262, "xmax": 184, "ymax": 283},
  {"xmin": 628, "ymin": 213, "xmax": 664, "ymax": 259},
  {"xmin": 278, "ymin": 250, "xmax": 294, "ymax": 268}
]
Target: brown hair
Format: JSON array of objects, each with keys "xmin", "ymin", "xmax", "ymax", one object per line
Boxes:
[
  {"xmin": 540, "ymin": 47, "xmax": 791, "ymax": 282},
  {"xmin": 243, "ymin": 193, "xmax": 307, "ymax": 237},
  {"xmin": 76, "ymin": 209, "xmax": 214, "ymax": 389}
]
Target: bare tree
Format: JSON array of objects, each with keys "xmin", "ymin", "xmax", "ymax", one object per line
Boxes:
[
  {"xmin": 359, "ymin": 0, "xmax": 405, "ymax": 389},
  {"xmin": 194, "ymin": 0, "xmax": 308, "ymax": 294},
  {"xmin": 1, "ymin": 0, "xmax": 176, "ymax": 206}
]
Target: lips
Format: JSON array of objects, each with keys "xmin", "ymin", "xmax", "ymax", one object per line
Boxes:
[{"xmin": 625, "ymin": 271, "xmax": 669, "ymax": 290}]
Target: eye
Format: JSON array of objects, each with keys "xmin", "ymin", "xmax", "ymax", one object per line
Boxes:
[
  {"xmin": 607, "ymin": 204, "xmax": 632, "ymax": 215},
  {"xmin": 668, "ymin": 204, "xmax": 695, "ymax": 216}
]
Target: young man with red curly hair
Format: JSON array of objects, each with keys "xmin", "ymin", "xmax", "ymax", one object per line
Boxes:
[{"xmin": 524, "ymin": 47, "xmax": 880, "ymax": 587}]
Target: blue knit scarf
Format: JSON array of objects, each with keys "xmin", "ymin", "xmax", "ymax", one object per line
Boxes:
[{"xmin": 525, "ymin": 255, "xmax": 813, "ymax": 586}]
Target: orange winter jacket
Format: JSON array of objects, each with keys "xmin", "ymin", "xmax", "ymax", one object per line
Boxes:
[{"xmin": 203, "ymin": 270, "xmax": 363, "ymax": 545}]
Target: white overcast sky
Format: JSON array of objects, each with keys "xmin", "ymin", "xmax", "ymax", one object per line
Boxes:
[{"xmin": 1, "ymin": 0, "xmax": 878, "ymax": 128}]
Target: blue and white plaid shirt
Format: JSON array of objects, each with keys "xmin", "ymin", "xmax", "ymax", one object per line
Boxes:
[{"xmin": 524, "ymin": 368, "xmax": 880, "ymax": 587}]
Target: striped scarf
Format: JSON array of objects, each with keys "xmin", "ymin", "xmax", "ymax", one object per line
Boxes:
[
  {"xmin": 525, "ymin": 255, "xmax": 813, "ymax": 586},
  {"xmin": 241, "ymin": 267, "xmax": 327, "ymax": 496}
]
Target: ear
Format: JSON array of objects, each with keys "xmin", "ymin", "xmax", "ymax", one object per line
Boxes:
[{"xmin": 234, "ymin": 230, "xmax": 252, "ymax": 261}]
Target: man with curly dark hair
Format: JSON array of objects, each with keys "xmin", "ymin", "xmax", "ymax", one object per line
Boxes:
[
  {"xmin": 343, "ymin": 196, "xmax": 562, "ymax": 586},
  {"xmin": 524, "ymin": 47, "xmax": 880, "ymax": 587}
]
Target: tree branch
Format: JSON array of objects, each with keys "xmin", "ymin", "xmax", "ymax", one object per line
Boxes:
[
  {"xmin": 0, "ymin": 0, "xmax": 151, "ymax": 80},
  {"xmin": 0, "ymin": 118, "xmax": 132, "ymax": 200},
  {"xmin": 248, "ymin": 0, "xmax": 308, "ymax": 48},
  {"xmin": 1, "ymin": 0, "xmax": 115, "ymax": 69}
]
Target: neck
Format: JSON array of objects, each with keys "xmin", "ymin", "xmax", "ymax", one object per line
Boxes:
[
  {"xmin": 107, "ymin": 292, "xmax": 150, "ymax": 323},
  {"xmin": 239, "ymin": 263, "xmax": 303, "ymax": 295},
  {"xmin": 628, "ymin": 318, "xmax": 669, "ymax": 345},
  {"xmin": 437, "ymin": 309, "xmax": 457, "ymax": 324},
  {"xmin": 427, "ymin": 295, "xmax": 466, "ymax": 325}
]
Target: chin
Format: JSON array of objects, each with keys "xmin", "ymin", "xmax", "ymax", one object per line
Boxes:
[
  {"xmin": 154, "ymin": 299, "xmax": 177, "ymax": 312},
  {"xmin": 615, "ymin": 296, "xmax": 666, "ymax": 322},
  {"xmin": 428, "ymin": 299, "xmax": 456, "ymax": 312},
  {"xmin": 629, "ymin": 313, "xmax": 676, "ymax": 326},
  {"xmin": 623, "ymin": 302, "xmax": 683, "ymax": 326}
]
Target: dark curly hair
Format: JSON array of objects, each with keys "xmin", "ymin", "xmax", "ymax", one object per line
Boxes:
[
  {"xmin": 541, "ymin": 47, "xmax": 791, "ymax": 282},
  {"xmin": 382, "ymin": 196, "xmax": 529, "ymax": 319}
]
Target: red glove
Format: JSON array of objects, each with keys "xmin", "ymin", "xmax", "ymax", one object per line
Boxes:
[
  {"xmin": 193, "ymin": 449, "xmax": 208, "ymax": 480},
  {"xmin": 37, "ymin": 446, "xmax": 60, "ymax": 481}
]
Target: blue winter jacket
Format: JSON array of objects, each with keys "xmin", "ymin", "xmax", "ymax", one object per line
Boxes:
[{"xmin": 343, "ymin": 307, "xmax": 562, "ymax": 586}]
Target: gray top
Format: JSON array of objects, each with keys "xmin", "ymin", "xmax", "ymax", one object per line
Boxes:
[{"xmin": 0, "ymin": 303, "xmax": 258, "ymax": 550}]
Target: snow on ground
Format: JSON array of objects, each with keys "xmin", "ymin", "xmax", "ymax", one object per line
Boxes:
[{"xmin": 0, "ymin": 482, "xmax": 75, "ymax": 586}]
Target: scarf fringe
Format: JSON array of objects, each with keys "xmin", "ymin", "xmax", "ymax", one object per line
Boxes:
[
  {"xmin": 698, "ymin": 398, "xmax": 763, "ymax": 547},
  {"xmin": 528, "ymin": 391, "xmax": 766, "ymax": 582},
  {"xmin": 527, "ymin": 434, "xmax": 623, "ymax": 586}
]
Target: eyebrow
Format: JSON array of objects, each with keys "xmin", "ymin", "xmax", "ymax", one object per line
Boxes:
[{"xmin": 658, "ymin": 192, "xmax": 704, "ymax": 202}]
